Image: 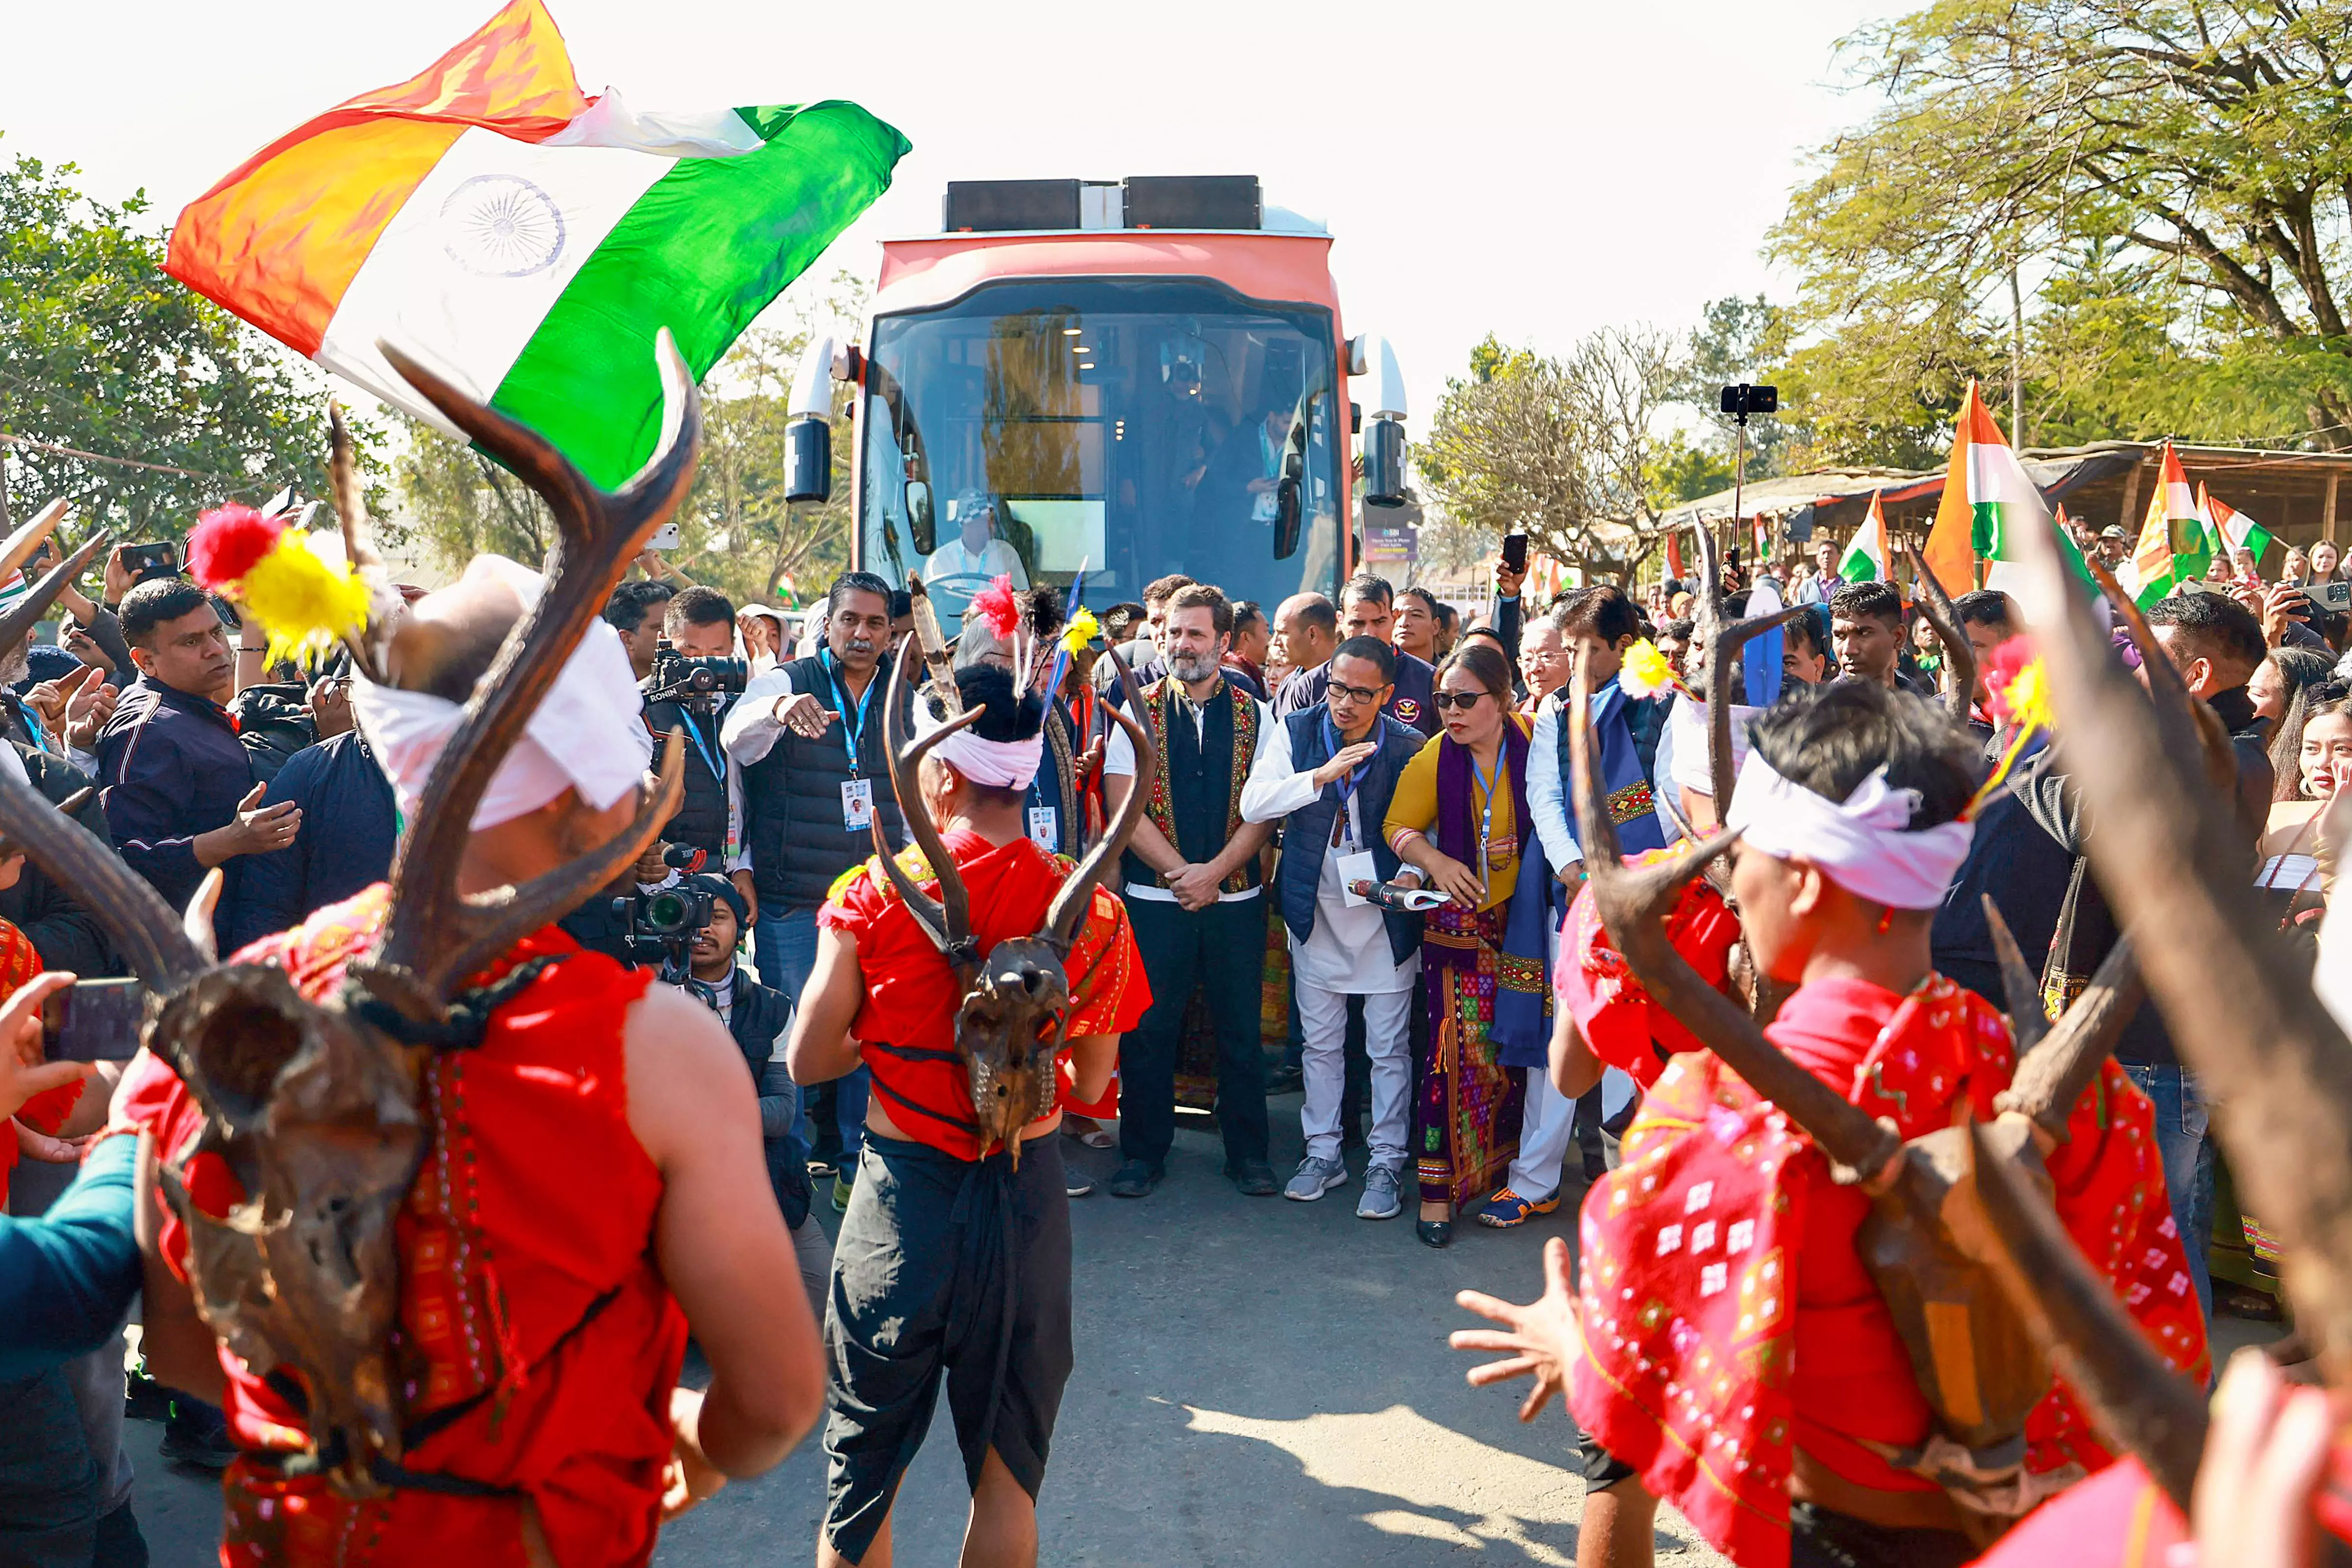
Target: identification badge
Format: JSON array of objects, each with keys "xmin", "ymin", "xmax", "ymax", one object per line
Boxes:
[
  {"xmin": 1028, "ymin": 806, "xmax": 1060, "ymax": 852},
  {"xmin": 841, "ymin": 777, "xmax": 875, "ymax": 831},
  {"xmin": 1337, "ymin": 850, "xmax": 1377, "ymax": 908}
]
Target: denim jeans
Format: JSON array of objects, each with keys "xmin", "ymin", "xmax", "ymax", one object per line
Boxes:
[
  {"xmin": 2123, "ymin": 1061, "xmax": 2215, "ymax": 1322},
  {"xmin": 755, "ymin": 905, "xmax": 868, "ymax": 1160}
]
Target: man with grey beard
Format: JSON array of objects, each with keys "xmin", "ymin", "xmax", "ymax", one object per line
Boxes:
[{"xmin": 1102, "ymin": 583, "xmax": 1280, "ymax": 1198}]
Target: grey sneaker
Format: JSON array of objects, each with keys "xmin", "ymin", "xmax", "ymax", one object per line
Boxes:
[
  {"xmin": 1356, "ymin": 1163, "xmax": 1404, "ymax": 1220},
  {"xmin": 1283, "ymin": 1155, "xmax": 1348, "ymax": 1202}
]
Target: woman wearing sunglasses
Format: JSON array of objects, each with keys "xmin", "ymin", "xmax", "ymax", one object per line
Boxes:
[{"xmin": 1382, "ymin": 643, "xmax": 1539, "ymax": 1248}]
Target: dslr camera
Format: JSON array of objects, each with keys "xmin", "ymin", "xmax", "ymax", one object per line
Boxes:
[
  {"xmin": 610, "ymin": 845, "xmax": 715, "ymax": 974},
  {"xmin": 644, "ymin": 641, "xmax": 747, "ymax": 715}
]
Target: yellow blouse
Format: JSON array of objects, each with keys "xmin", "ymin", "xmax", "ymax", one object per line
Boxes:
[{"xmin": 1382, "ymin": 715, "xmax": 1535, "ymax": 912}]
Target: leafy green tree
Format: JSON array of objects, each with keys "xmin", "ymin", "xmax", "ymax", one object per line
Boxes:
[
  {"xmin": 0, "ymin": 144, "xmax": 374, "ymax": 538},
  {"xmin": 1421, "ymin": 327, "xmax": 1681, "ymax": 584},
  {"xmin": 1675, "ymin": 295, "xmax": 1797, "ymax": 473},
  {"xmin": 396, "ymin": 271, "xmax": 863, "ymax": 608},
  {"xmin": 1772, "ymin": 0, "xmax": 2352, "ymax": 458}
]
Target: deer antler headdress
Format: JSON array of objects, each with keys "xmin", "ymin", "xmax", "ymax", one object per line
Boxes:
[{"xmin": 0, "ymin": 332, "xmax": 700, "ymax": 1495}]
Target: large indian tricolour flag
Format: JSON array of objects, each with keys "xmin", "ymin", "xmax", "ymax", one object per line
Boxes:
[
  {"xmin": 164, "ymin": 0, "xmax": 908, "ymax": 488},
  {"xmin": 1921, "ymin": 381, "xmax": 2097, "ymax": 605}
]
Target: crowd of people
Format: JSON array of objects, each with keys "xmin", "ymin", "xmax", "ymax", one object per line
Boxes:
[{"xmin": 6, "ymin": 465, "xmax": 2352, "ymax": 1568}]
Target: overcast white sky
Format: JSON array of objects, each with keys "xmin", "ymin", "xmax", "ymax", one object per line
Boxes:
[{"xmin": 3, "ymin": 0, "xmax": 1894, "ymax": 423}]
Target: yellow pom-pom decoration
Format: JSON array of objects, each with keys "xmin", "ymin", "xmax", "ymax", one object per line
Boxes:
[
  {"xmin": 1061, "ymin": 607, "xmax": 1102, "ymax": 655},
  {"xmin": 1617, "ymin": 638, "xmax": 1679, "ymax": 701},
  {"xmin": 232, "ymin": 530, "xmax": 372, "ymax": 664}
]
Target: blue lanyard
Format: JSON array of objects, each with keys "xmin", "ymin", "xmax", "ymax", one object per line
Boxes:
[
  {"xmin": 1469, "ymin": 749, "xmax": 1502, "ymax": 884},
  {"xmin": 1321, "ymin": 710, "xmax": 1372, "ymax": 844},
  {"xmin": 821, "ymin": 648, "xmax": 877, "ymax": 777},
  {"xmin": 678, "ymin": 701, "xmax": 726, "ymax": 783}
]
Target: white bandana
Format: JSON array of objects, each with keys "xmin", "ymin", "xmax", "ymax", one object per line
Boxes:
[
  {"xmin": 349, "ymin": 558, "xmax": 654, "ymax": 830},
  {"xmin": 911, "ymin": 695, "xmax": 1044, "ymax": 790},
  {"xmin": 1722, "ymin": 749, "xmax": 1974, "ymax": 910}
]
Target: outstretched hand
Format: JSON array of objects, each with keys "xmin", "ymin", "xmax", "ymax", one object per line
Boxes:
[{"xmin": 1449, "ymin": 1234, "xmax": 1579, "ymax": 1423}]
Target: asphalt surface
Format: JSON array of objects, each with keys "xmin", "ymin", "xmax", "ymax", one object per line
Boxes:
[{"xmin": 122, "ymin": 1097, "xmax": 1727, "ymax": 1567}]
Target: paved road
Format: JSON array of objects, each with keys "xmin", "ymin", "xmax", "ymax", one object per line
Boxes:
[{"xmin": 125, "ymin": 1097, "xmax": 1725, "ymax": 1566}]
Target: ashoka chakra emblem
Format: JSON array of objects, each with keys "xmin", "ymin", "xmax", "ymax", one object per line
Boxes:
[{"xmin": 441, "ymin": 174, "xmax": 566, "ymax": 277}]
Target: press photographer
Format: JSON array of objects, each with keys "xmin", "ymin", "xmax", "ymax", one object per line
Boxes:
[
  {"xmin": 639, "ymin": 587, "xmax": 754, "ymax": 920},
  {"xmin": 668, "ymin": 873, "xmax": 831, "ymax": 1314}
]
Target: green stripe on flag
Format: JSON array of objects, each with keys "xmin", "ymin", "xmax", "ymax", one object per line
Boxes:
[{"xmin": 491, "ymin": 100, "xmax": 910, "ymax": 489}]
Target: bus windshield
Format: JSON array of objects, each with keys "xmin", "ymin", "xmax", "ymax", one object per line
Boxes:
[{"xmin": 858, "ymin": 276, "xmax": 1342, "ymax": 633}]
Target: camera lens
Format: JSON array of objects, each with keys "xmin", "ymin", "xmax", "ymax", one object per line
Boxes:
[{"xmin": 644, "ymin": 890, "xmax": 691, "ymax": 933}]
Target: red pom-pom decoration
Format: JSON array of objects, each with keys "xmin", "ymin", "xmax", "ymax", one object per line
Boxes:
[
  {"xmin": 972, "ymin": 574, "xmax": 1021, "ymax": 639},
  {"xmin": 185, "ymin": 504, "xmax": 286, "ymax": 589}
]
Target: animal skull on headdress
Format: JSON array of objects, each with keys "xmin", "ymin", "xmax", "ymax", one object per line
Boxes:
[
  {"xmin": 0, "ymin": 336, "xmax": 698, "ymax": 1495},
  {"xmin": 1567, "ymin": 656, "xmax": 2145, "ymax": 1519},
  {"xmin": 865, "ymin": 611, "xmax": 1154, "ymax": 1165}
]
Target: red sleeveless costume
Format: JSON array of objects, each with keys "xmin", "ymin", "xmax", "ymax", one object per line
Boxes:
[
  {"xmin": 120, "ymin": 885, "xmax": 685, "ymax": 1568},
  {"xmin": 1567, "ymin": 973, "xmax": 2209, "ymax": 1568}
]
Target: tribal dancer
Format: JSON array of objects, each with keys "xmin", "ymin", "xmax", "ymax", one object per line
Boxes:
[
  {"xmin": 1454, "ymin": 680, "xmax": 2205, "ymax": 1568},
  {"xmin": 2, "ymin": 346, "xmax": 826, "ymax": 1566},
  {"xmin": 788, "ymin": 650, "xmax": 1152, "ymax": 1568}
]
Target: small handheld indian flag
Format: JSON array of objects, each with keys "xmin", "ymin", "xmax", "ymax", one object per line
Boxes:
[
  {"xmin": 2205, "ymin": 486, "xmax": 2276, "ymax": 572},
  {"xmin": 1922, "ymin": 380, "xmax": 2096, "ymax": 603},
  {"xmin": 1839, "ymin": 491, "xmax": 1891, "ymax": 584},
  {"xmin": 2120, "ymin": 441, "xmax": 2212, "ymax": 608},
  {"xmin": 164, "ymin": 0, "xmax": 908, "ymax": 489}
]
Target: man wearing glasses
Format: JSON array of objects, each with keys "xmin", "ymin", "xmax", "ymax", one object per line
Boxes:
[{"xmin": 1238, "ymin": 637, "xmax": 1429, "ymax": 1218}]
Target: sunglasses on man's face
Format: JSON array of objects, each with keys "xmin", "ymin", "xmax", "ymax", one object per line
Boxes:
[
  {"xmin": 1431, "ymin": 689, "xmax": 1487, "ymax": 711},
  {"xmin": 1326, "ymin": 680, "xmax": 1386, "ymax": 705}
]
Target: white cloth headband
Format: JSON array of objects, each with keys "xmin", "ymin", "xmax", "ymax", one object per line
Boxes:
[
  {"xmin": 912, "ymin": 694, "xmax": 1044, "ymax": 790},
  {"xmin": 350, "ymin": 557, "xmax": 653, "ymax": 830},
  {"xmin": 1723, "ymin": 749, "xmax": 1973, "ymax": 910}
]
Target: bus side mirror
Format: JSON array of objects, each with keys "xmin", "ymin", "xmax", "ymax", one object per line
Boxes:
[
  {"xmin": 785, "ymin": 417, "xmax": 831, "ymax": 504},
  {"xmin": 906, "ymin": 481, "xmax": 935, "ymax": 554},
  {"xmin": 1273, "ymin": 463, "xmax": 1303, "ymax": 561},
  {"xmin": 1363, "ymin": 417, "xmax": 1406, "ymax": 508}
]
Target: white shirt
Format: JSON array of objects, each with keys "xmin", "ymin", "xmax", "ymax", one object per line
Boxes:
[
  {"xmin": 923, "ymin": 536, "xmax": 1028, "ymax": 588},
  {"xmin": 1523, "ymin": 686, "xmax": 1671, "ymax": 872},
  {"xmin": 1238, "ymin": 717, "xmax": 1418, "ymax": 994},
  {"xmin": 1103, "ymin": 681, "xmax": 1277, "ymax": 903}
]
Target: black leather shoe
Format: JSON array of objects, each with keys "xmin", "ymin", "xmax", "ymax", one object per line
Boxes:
[
  {"xmin": 1417, "ymin": 1218, "xmax": 1453, "ymax": 1249},
  {"xmin": 1229, "ymin": 1161, "xmax": 1278, "ymax": 1197},
  {"xmin": 1264, "ymin": 1064, "xmax": 1304, "ymax": 1095},
  {"xmin": 1108, "ymin": 1160, "xmax": 1163, "ymax": 1199}
]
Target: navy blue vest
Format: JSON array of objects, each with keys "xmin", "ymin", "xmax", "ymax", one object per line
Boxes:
[
  {"xmin": 1550, "ymin": 682, "xmax": 1667, "ymax": 857},
  {"xmin": 1275, "ymin": 709, "xmax": 1425, "ymax": 966},
  {"xmin": 1120, "ymin": 679, "xmax": 1262, "ymax": 893}
]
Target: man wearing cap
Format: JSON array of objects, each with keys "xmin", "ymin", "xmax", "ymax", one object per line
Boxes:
[
  {"xmin": 2096, "ymin": 524, "xmax": 2131, "ymax": 571},
  {"xmin": 789, "ymin": 662, "xmax": 1147, "ymax": 1568},
  {"xmin": 923, "ymin": 490, "xmax": 1029, "ymax": 591}
]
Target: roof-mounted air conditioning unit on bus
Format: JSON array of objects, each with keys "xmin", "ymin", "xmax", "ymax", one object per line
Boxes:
[{"xmin": 942, "ymin": 177, "xmax": 1264, "ymax": 234}]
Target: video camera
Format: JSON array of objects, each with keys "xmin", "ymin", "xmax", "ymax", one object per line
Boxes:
[
  {"xmin": 611, "ymin": 844, "xmax": 716, "ymax": 974},
  {"xmin": 644, "ymin": 642, "xmax": 748, "ymax": 714}
]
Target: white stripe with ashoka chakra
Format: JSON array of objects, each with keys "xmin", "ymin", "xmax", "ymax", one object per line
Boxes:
[{"xmin": 315, "ymin": 126, "xmax": 675, "ymax": 438}]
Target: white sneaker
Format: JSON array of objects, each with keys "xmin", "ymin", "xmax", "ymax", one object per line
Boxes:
[
  {"xmin": 1356, "ymin": 1163, "xmax": 1404, "ymax": 1220},
  {"xmin": 1283, "ymin": 1155, "xmax": 1348, "ymax": 1201}
]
